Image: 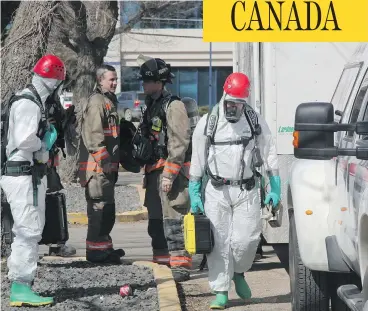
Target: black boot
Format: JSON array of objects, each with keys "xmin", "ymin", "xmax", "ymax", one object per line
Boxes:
[
  {"xmin": 49, "ymin": 244, "xmax": 76, "ymax": 257},
  {"xmin": 199, "ymin": 255, "xmax": 208, "ymax": 271},
  {"xmin": 171, "ymin": 266, "xmax": 190, "ymax": 282},
  {"xmin": 254, "ymin": 243, "xmax": 263, "ymax": 261}
]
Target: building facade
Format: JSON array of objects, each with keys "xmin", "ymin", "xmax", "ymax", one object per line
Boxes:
[{"xmin": 105, "ymin": 1, "xmax": 234, "ymax": 106}]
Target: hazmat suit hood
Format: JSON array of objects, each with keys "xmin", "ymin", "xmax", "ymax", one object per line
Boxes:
[
  {"xmin": 219, "ymin": 92, "xmax": 247, "ymax": 124},
  {"xmin": 31, "ymin": 74, "xmax": 63, "ymax": 104}
]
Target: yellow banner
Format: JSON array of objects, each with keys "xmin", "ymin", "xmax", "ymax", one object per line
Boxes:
[{"xmin": 203, "ymin": 0, "xmax": 368, "ymax": 42}]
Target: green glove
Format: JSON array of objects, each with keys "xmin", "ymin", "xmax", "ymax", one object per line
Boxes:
[
  {"xmin": 42, "ymin": 124, "xmax": 58, "ymax": 151},
  {"xmin": 264, "ymin": 176, "xmax": 281, "ymax": 207},
  {"xmin": 189, "ymin": 180, "xmax": 204, "ymax": 214}
]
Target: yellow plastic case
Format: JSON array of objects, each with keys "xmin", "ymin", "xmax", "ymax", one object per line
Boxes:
[{"xmin": 184, "ymin": 213, "xmax": 214, "ymax": 255}]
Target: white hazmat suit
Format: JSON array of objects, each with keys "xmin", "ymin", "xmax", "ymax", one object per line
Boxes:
[
  {"xmin": 189, "ymin": 96, "xmax": 279, "ymax": 292},
  {"xmin": 0, "ymin": 75, "xmax": 60, "ymax": 284}
]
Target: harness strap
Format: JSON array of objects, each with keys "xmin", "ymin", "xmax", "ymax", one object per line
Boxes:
[
  {"xmin": 3, "ymin": 161, "xmax": 32, "ymax": 176},
  {"xmin": 212, "ymin": 175, "xmax": 255, "ymax": 187},
  {"xmin": 203, "ymin": 103, "xmax": 262, "ymax": 190},
  {"xmin": 211, "ymin": 138, "xmax": 250, "ymax": 146}
]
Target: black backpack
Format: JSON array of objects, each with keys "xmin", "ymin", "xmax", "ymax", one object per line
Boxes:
[{"xmin": 1, "ymin": 86, "xmax": 45, "ymax": 173}]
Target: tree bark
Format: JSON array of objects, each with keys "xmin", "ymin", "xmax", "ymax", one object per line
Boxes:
[
  {"xmin": 45, "ymin": 1, "xmax": 118, "ymax": 183},
  {"xmin": 1, "ymin": 1, "xmax": 59, "ymax": 106}
]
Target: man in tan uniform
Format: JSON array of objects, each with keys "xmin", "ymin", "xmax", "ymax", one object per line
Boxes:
[
  {"xmin": 78, "ymin": 64, "xmax": 124, "ymax": 264},
  {"xmin": 133, "ymin": 55, "xmax": 192, "ymax": 282}
]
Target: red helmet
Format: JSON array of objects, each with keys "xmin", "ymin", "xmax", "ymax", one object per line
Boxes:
[
  {"xmin": 33, "ymin": 54, "xmax": 66, "ymax": 81},
  {"xmin": 223, "ymin": 72, "xmax": 250, "ymax": 99}
]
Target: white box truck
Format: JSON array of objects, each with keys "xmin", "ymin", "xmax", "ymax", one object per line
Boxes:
[{"xmin": 234, "ymin": 43, "xmax": 360, "ymax": 253}]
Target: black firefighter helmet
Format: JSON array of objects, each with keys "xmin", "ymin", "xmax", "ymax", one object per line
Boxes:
[
  {"xmin": 136, "ymin": 54, "xmax": 175, "ymax": 84},
  {"xmin": 119, "ymin": 119, "xmax": 141, "ymax": 173}
]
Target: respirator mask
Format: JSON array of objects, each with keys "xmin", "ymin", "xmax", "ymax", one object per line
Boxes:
[{"xmin": 223, "ymin": 98, "xmax": 246, "ymax": 123}]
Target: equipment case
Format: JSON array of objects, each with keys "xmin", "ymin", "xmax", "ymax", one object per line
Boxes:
[
  {"xmin": 184, "ymin": 213, "xmax": 214, "ymax": 255},
  {"xmin": 39, "ymin": 192, "xmax": 69, "ymax": 245}
]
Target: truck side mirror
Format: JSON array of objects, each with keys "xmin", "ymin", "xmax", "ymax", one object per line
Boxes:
[
  {"xmin": 293, "ymin": 102, "xmax": 368, "ymax": 160},
  {"xmin": 293, "ymin": 102, "xmax": 334, "ymax": 160}
]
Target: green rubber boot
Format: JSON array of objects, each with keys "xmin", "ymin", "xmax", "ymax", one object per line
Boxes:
[
  {"xmin": 209, "ymin": 291, "xmax": 228, "ymax": 309},
  {"xmin": 233, "ymin": 273, "xmax": 252, "ymax": 300},
  {"xmin": 10, "ymin": 282, "xmax": 54, "ymax": 307}
]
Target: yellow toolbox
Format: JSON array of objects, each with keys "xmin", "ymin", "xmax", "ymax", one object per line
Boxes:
[{"xmin": 184, "ymin": 213, "xmax": 214, "ymax": 255}]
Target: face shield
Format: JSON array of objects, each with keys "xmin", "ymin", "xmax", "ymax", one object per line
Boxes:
[{"xmin": 223, "ymin": 98, "xmax": 246, "ymax": 123}]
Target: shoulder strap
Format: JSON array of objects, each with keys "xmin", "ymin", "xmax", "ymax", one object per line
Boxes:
[
  {"xmin": 204, "ymin": 103, "xmax": 219, "ymax": 139},
  {"xmin": 160, "ymin": 95, "xmax": 181, "ymax": 126},
  {"xmin": 2, "ymin": 92, "xmax": 44, "ymax": 163},
  {"xmin": 162, "ymin": 95, "xmax": 181, "ymax": 115},
  {"xmin": 203, "ymin": 103, "xmax": 261, "ymax": 144},
  {"xmin": 25, "ymin": 84, "xmax": 45, "ymax": 119},
  {"xmin": 244, "ymin": 104, "xmax": 261, "ymax": 138},
  {"xmin": 6, "ymin": 93, "xmax": 44, "ymax": 121}
]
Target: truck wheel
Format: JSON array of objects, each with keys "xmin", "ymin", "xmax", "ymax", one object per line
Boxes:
[{"xmin": 289, "ymin": 210, "xmax": 329, "ymax": 311}]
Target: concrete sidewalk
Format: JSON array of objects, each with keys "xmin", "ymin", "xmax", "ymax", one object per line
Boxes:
[
  {"xmin": 40, "ymin": 221, "xmax": 152, "ymax": 261},
  {"xmin": 39, "ymin": 221, "xmax": 291, "ymax": 311},
  {"xmin": 180, "ymin": 246, "xmax": 291, "ymax": 311}
]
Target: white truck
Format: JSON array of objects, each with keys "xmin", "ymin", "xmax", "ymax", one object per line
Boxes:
[
  {"xmin": 234, "ymin": 42, "xmax": 359, "ymax": 257},
  {"xmin": 289, "ymin": 43, "xmax": 368, "ymax": 310},
  {"xmin": 235, "ymin": 42, "xmax": 368, "ymax": 309}
]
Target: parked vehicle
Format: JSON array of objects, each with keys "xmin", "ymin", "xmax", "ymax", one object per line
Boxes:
[
  {"xmin": 235, "ymin": 43, "xmax": 359, "ymax": 259},
  {"xmin": 60, "ymin": 92, "xmax": 73, "ymax": 110},
  {"xmin": 117, "ymin": 91, "xmax": 146, "ymax": 122},
  {"xmin": 289, "ymin": 43, "xmax": 368, "ymax": 311}
]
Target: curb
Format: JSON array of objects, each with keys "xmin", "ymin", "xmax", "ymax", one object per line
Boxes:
[
  {"xmin": 67, "ymin": 184, "xmax": 147, "ymax": 225},
  {"xmin": 67, "ymin": 209, "xmax": 148, "ymax": 225},
  {"xmin": 31, "ymin": 257, "xmax": 182, "ymax": 311},
  {"xmin": 134, "ymin": 261, "xmax": 182, "ymax": 311}
]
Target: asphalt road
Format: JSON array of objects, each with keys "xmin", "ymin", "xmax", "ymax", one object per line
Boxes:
[{"xmin": 116, "ymin": 171, "xmax": 143, "ymax": 186}]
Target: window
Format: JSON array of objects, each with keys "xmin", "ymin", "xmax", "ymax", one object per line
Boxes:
[
  {"xmin": 120, "ymin": 65, "xmax": 233, "ymax": 106},
  {"xmin": 121, "ymin": 67, "xmax": 141, "ymax": 92},
  {"xmin": 331, "ymin": 64, "xmax": 362, "ymax": 123},
  {"xmin": 120, "ymin": 1, "xmax": 203, "ymax": 29},
  {"xmin": 216, "ymin": 67, "xmax": 233, "ymax": 102},
  {"xmin": 347, "ymin": 74, "xmax": 368, "ymax": 137},
  {"xmin": 179, "ymin": 69, "xmax": 197, "ymax": 100},
  {"xmin": 137, "ymin": 93, "xmax": 146, "ymax": 101},
  {"xmin": 198, "ymin": 69, "xmax": 214, "ymax": 107}
]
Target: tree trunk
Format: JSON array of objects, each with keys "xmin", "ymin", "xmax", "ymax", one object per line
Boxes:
[
  {"xmin": 1, "ymin": 1, "xmax": 59, "ymax": 106},
  {"xmin": 45, "ymin": 1, "xmax": 118, "ymax": 183}
]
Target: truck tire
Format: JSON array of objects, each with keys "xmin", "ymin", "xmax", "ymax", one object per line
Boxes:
[{"xmin": 289, "ymin": 210, "xmax": 329, "ymax": 311}]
